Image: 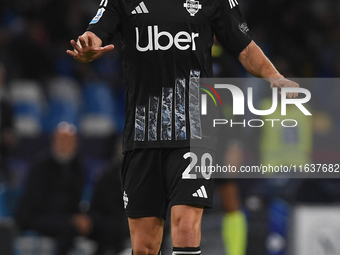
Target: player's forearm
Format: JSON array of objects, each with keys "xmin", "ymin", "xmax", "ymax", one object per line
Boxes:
[{"xmin": 238, "ymin": 41, "xmax": 284, "ymax": 82}]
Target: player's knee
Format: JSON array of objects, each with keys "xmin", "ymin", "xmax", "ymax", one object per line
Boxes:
[
  {"xmin": 172, "ymin": 206, "xmax": 202, "ymax": 236},
  {"xmin": 172, "ymin": 214, "xmax": 200, "ymax": 234},
  {"xmin": 171, "ymin": 216, "xmax": 201, "ymax": 246}
]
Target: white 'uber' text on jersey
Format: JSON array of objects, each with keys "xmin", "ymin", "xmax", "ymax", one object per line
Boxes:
[{"xmin": 87, "ymin": 0, "xmax": 252, "ymax": 152}]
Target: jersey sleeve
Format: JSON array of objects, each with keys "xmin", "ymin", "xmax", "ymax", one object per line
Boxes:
[
  {"xmin": 86, "ymin": 0, "xmax": 122, "ymax": 46},
  {"xmin": 212, "ymin": 0, "xmax": 252, "ymax": 57}
]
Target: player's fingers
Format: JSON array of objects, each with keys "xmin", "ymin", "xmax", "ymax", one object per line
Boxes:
[
  {"xmin": 287, "ymin": 82, "xmax": 298, "ymax": 88},
  {"xmin": 283, "ymin": 81, "xmax": 299, "ymax": 98},
  {"xmin": 66, "ymin": 50, "xmax": 77, "ymax": 57},
  {"xmin": 293, "ymin": 82, "xmax": 299, "ymax": 98},
  {"xmin": 78, "ymin": 36, "xmax": 87, "ymax": 48},
  {"xmin": 95, "ymin": 45, "xmax": 115, "ymax": 55},
  {"xmin": 87, "ymin": 34, "xmax": 93, "ymax": 47},
  {"xmin": 101, "ymin": 44, "xmax": 115, "ymax": 52},
  {"xmin": 70, "ymin": 39, "xmax": 81, "ymax": 52},
  {"xmin": 270, "ymin": 81, "xmax": 283, "ymax": 89}
]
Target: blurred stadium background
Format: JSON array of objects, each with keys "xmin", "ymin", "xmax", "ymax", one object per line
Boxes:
[{"xmin": 0, "ymin": 0, "xmax": 340, "ymax": 254}]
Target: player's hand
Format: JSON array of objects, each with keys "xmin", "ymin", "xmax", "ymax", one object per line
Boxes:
[
  {"xmin": 66, "ymin": 32, "xmax": 114, "ymax": 63},
  {"xmin": 270, "ymin": 78, "xmax": 299, "ymax": 98}
]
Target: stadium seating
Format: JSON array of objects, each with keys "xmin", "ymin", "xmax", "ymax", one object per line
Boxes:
[
  {"xmin": 9, "ymin": 80, "xmax": 44, "ymax": 137},
  {"xmin": 44, "ymin": 76, "xmax": 81, "ymax": 132},
  {"xmin": 80, "ymin": 82, "xmax": 117, "ymax": 137}
]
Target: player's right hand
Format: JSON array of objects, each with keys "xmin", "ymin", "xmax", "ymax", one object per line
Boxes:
[
  {"xmin": 270, "ymin": 78, "xmax": 299, "ymax": 99},
  {"xmin": 66, "ymin": 32, "xmax": 114, "ymax": 63}
]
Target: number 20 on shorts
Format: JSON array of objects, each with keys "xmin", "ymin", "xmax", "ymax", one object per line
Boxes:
[{"xmin": 182, "ymin": 152, "xmax": 213, "ymax": 180}]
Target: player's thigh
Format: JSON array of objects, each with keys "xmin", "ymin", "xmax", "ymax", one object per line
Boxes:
[{"xmin": 128, "ymin": 217, "xmax": 164, "ymax": 253}]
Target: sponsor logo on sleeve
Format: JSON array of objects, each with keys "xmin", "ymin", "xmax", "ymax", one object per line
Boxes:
[{"xmin": 90, "ymin": 8, "xmax": 105, "ymax": 24}]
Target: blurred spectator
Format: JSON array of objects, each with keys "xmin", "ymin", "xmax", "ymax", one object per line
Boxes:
[
  {"xmin": 15, "ymin": 122, "xmax": 85, "ymax": 255},
  {"xmin": 245, "ymin": 96, "xmax": 313, "ymax": 203},
  {"xmin": 72, "ymin": 135, "xmax": 129, "ymax": 255},
  {"xmin": 0, "ymin": 63, "xmax": 16, "ymax": 181},
  {"xmin": 15, "ymin": 122, "xmax": 129, "ymax": 255}
]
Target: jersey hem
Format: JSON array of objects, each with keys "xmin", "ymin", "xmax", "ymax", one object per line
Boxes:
[
  {"xmin": 123, "ymin": 143, "xmax": 217, "ymax": 153},
  {"xmin": 170, "ymin": 200, "xmax": 213, "ymax": 209},
  {"xmin": 125, "ymin": 210, "xmax": 167, "ymax": 219}
]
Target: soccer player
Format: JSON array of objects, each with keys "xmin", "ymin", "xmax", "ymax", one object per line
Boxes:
[{"xmin": 67, "ymin": 0, "xmax": 298, "ymax": 254}]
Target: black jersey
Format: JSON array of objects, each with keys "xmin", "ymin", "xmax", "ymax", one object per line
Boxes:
[{"xmin": 87, "ymin": 0, "xmax": 252, "ymax": 152}]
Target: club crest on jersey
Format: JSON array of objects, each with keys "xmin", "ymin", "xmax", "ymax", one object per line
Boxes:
[
  {"xmin": 238, "ymin": 22, "xmax": 249, "ymax": 34},
  {"xmin": 183, "ymin": 0, "xmax": 202, "ymax": 16}
]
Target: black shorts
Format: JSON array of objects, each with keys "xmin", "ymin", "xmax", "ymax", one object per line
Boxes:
[{"xmin": 121, "ymin": 147, "xmax": 214, "ymax": 219}]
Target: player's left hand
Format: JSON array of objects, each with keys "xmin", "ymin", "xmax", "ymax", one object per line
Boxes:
[{"xmin": 270, "ymin": 78, "xmax": 299, "ymax": 98}]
